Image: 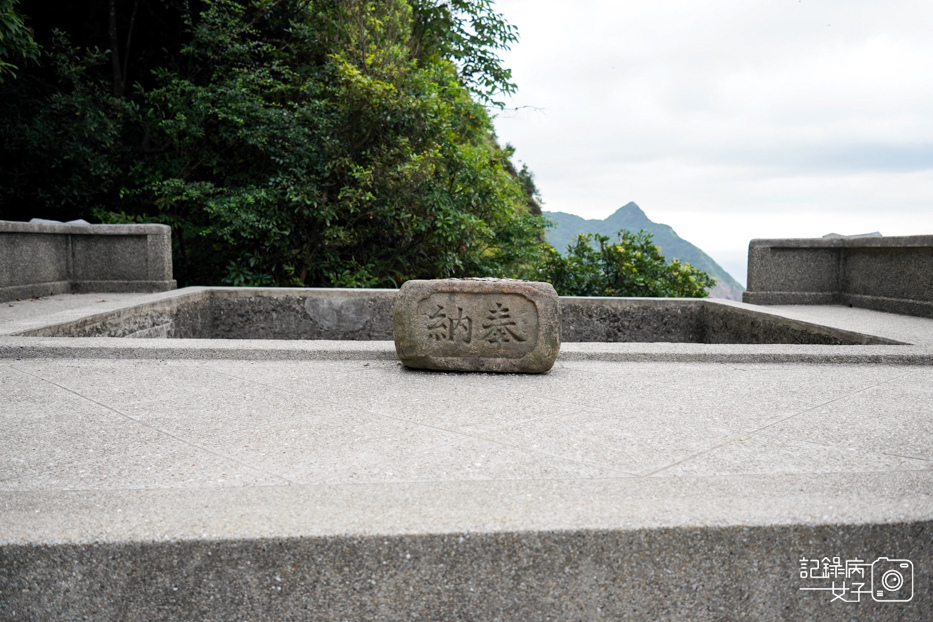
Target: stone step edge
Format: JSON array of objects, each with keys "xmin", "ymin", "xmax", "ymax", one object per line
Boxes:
[
  {"xmin": 2, "ymin": 521, "xmax": 930, "ymax": 620},
  {"xmin": 0, "ymin": 338, "xmax": 931, "ymax": 364}
]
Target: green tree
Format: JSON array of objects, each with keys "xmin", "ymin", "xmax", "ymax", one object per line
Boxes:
[
  {"xmin": 0, "ymin": 0, "xmax": 712, "ymax": 300},
  {"xmin": 0, "ymin": 32, "xmax": 134, "ymax": 221},
  {"xmin": 0, "ymin": 0, "xmax": 190, "ymax": 221},
  {"xmin": 112, "ymin": 0, "xmax": 543, "ymax": 286},
  {"xmin": 0, "ymin": 0, "xmax": 545, "ymax": 287},
  {"xmin": 0, "ymin": 0, "xmax": 39, "ymax": 82},
  {"xmin": 409, "ymin": 0, "xmax": 518, "ymax": 107},
  {"xmin": 540, "ymin": 229, "xmax": 714, "ymax": 297}
]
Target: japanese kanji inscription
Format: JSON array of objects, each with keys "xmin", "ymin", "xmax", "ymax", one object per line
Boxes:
[{"xmin": 393, "ymin": 278, "xmax": 560, "ymax": 373}]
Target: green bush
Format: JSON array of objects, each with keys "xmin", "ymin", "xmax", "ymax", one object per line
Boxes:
[
  {"xmin": 539, "ymin": 229, "xmax": 714, "ymax": 297},
  {"xmin": 0, "ymin": 0, "xmax": 39, "ymax": 82}
]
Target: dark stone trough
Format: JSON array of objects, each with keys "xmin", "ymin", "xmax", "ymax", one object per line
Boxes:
[{"xmin": 13, "ymin": 286, "xmax": 900, "ymax": 345}]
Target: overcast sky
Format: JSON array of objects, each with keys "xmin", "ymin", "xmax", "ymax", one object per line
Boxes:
[{"xmin": 492, "ymin": 0, "xmax": 933, "ymax": 285}]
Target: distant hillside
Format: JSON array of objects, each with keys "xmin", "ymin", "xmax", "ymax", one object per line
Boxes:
[{"xmin": 544, "ymin": 202, "xmax": 744, "ymax": 300}]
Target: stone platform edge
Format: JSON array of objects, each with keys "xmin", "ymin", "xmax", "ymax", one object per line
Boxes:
[
  {"xmin": 2, "ymin": 474, "xmax": 931, "ymax": 619},
  {"xmin": 3, "ymin": 472, "xmax": 932, "ymax": 545},
  {"xmin": 0, "ymin": 338, "xmax": 931, "ymax": 364},
  {"xmin": 743, "ymin": 234, "xmax": 933, "ymax": 318},
  {"xmin": 3, "ymin": 521, "xmax": 929, "ymax": 620}
]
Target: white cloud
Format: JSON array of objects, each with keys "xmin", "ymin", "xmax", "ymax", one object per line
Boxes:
[{"xmin": 493, "ymin": 0, "xmax": 933, "ymax": 285}]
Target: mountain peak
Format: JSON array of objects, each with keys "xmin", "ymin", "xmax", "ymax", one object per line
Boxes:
[
  {"xmin": 600, "ymin": 201, "xmax": 660, "ymax": 233},
  {"xmin": 618, "ymin": 201, "xmax": 644, "ymax": 215},
  {"xmin": 605, "ymin": 202, "xmax": 645, "ymax": 220}
]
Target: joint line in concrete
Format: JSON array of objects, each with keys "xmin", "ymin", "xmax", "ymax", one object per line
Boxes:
[
  {"xmin": 8, "ymin": 364, "xmax": 298, "ymax": 487},
  {"xmin": 643, "ymin": 367, "xmax": 927, "ymax": 477}
]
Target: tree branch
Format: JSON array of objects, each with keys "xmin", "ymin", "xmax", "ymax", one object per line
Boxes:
[
  {"xmin": 121, "ymin": 0, "xmax": 140, "ymax": 90},
  {"xmin": 108, "ymin": 0, "xmax": 124, "ymax": 97}
]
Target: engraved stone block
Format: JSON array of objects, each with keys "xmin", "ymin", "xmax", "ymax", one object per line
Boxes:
[{"xmin": 393, "ymin": 278, "xmax": 561, "ymax": 373}]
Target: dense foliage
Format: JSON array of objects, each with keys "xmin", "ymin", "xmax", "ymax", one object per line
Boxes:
[
  {"xmin": 0, "ymin": 0, "xmax": 543, "ymax": 287},
  {"xmin": 541, "ymin": 230, "xmax": 714, "ymax": 297},
  {"xmin": 0, "ymin": 0, "xmax": 713, "ymax": 296},
  {"xmin": 0, "ymin": 0, "xmax": 38, "ymax": 82}
]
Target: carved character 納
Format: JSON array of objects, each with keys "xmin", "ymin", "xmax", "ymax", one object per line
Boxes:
[{"xmin": 425, "ymin": 305, "xmax": 472, "ymax": 343}]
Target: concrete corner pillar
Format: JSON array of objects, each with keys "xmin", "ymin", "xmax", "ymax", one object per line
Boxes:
[{"xmin": 0, "ymin": 220, "xmax": 177, "ymax": 302}]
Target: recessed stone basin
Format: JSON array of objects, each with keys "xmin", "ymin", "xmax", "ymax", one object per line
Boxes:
[
  {"xmin": 2, "ymin": 289, "xmax": 932, "ymax": 620},
  {"xmin": 11, "ymin": 286, "xmax": 901, "ymax": 345}
]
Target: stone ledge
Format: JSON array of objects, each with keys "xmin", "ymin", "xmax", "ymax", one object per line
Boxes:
[
  {"xmin": 0, "ymin": 220, "xmax": 175, "ymax": 302},
  {"xmin": 0, "ymin": 281, "xmax": 72, "ymax": 301},
  {"xmin": 2, "ymin": 522, "xmax": 928, "ymax": 621},
  {"xmin": 69, "ymin": 279, "xmax": 177, "ymax": 294},
  {"xmin": 0, "ymin": 220, "xmax": 171, "ymax": 235},
  {"xmin": 4, "ymin": 473, "xmax": 932, "ymax": 545},
  {"xmin": 1, "ymin": 525, "xmax": 929, "ymax": 621},
  {"xmin": 0, "ymin": 280, "xmax": 177, "ymax": 303},
  {"xmin": 743, "ymin": 291, "xmax": 836, "ymax": 305},
  {"xmin": 748, "ymin": 234, "xmax": 933, "ymax": 249},
  {"xmin": 744, "ymin": 235, "xmax": 933, "ymax": 318},
  {"xmin": 2, "ymin": 475, "xmax": 931, "ymax": 620},
  {"xmin": 5, "ymin": 287, "xmax": 916, "ymax": 346},
  {"xmin": 2, "ymin": 338, "xmax": 932, "ymax": 364}
]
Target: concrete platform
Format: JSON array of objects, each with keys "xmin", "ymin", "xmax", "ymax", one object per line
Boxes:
[{"xmin": 1, "ymin": 292, "xmax": 932, "ymax": 620}]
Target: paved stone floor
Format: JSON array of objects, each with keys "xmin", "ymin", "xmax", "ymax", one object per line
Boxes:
[
  {"xmin": 3, "ymin": 355, "xmax": 932, "ymax": 542},
  {"xmin": 2, "ymin": 292, "xmax": 932, "ymax": 620}
]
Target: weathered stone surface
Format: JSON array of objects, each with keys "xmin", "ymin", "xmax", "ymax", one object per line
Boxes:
[
  {"xmin": 210, "ymin": 288, "xmax": 395, "ymax": 340},
  {"xmin": 743, "ymin": 234, "xmax": 933, "ymax": 318},
  {"xmin": 7, "ymin": 287, "xmax": 906, "ymax": 346},
  {"xmin": 393, "ymin": 278, "xmax": 561, "ymax": 373},
  {"xmin": 0, "ymin": 219, "xmax": 176, "ymax": 302}
]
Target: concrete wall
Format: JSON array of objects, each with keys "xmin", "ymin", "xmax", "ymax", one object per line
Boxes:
[
  {"xmin": 0, "ymin": 220, "xmax": 176, "ymax": 302},
  {"xmin": 743, "ymin": 235, "xmax": 933, "ymax": 318}
]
